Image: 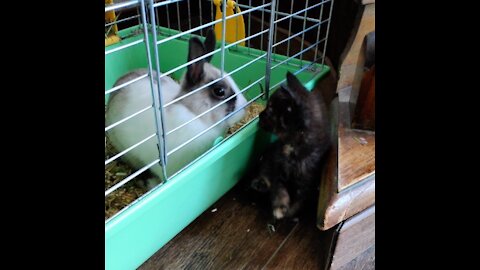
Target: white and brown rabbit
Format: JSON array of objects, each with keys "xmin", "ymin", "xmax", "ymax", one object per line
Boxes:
[{"xmin": 106, "ymin": 29, "xmax": 247, "ymax": 188}]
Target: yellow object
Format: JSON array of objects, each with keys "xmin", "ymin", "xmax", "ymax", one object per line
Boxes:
[
  {"xmin": 213, "ymin": 0, "xmax": 246, "ymax": 46},
  {"xmin": 105, "ymin": 0, "xmax": 120, "ymax": 47},
  {"xmin": 105, "ymin": 35, "xmax": 121, "ymax": 47}
]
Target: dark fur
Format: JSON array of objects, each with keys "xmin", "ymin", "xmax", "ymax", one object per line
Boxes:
[{"xmin": 250, "ymin": 72, "xmax": 331, "ymax": 221}]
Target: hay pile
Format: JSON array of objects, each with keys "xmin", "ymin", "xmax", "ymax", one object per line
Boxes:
[
  {"xmin": 105, "ymin": 104, "xmax": 148, "ymax": 220},
  {"xmin": 105, "ymin": 138, "xmax": 147, "ymax": 220},
  {"xmin": 105, "ymin": 102, "xmax": 265, "ymax": 220},
  {"xmin": 227, "ymin": 102, "xmax": 265, "ymax": 135}
]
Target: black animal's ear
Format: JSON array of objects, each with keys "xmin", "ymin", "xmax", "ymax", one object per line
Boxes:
[
  {"xmin": 283, "ymin": 71, "xmax": 308, "ymax": 105},
  {"xmin": 286, "ymin": 71, "xmax": 307, "ymax": 94},
  {"xmin": 281, "ymin": 84, "xmax": 297, "ymax": 101},
  {"xmin": 203, "ymin": 28, "xmax": 216, "ymax": 62},
  {"xmin": 187, "ymin": 37, "xmax": 206, "ymax": 86}
]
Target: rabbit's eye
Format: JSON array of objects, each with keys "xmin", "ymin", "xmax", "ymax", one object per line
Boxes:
[{"xmin": 213, "ymin": 87, "xmax": 225, "ymax": 98}]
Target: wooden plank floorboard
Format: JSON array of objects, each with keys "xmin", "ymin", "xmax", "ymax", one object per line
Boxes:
[
  {"xmin": 263, "ymin": 208, "xmax": 329, "ymax": 270},
  {"xmin": 139, "ymin": 186, "xmax": 299, "ymax": 270}
]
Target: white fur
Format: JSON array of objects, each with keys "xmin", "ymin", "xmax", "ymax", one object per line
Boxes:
[{"xmin": 106, "ymin": 68, "xmax": 247, "ymax": 185}]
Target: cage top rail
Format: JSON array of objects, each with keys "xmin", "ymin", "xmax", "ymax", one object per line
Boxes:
[
  {"xmin": 152, "ymin": 0, "xmax": 185, "ymax": 8},
  {"xmin": 104, "ymin": 0, "xmax": 189, "ymax": 13},
  {"xmin": 105, "ymin": 0, "xmax": 139, "ymax": 13}
]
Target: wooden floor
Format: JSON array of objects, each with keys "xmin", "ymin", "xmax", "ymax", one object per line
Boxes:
[{"xmin": 139, "ymin": 184, "xmax": 332, "ymax": 270}]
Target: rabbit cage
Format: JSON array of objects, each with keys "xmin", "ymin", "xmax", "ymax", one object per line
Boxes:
[{"xmin": 105, "ymin": 0, "xmax": 333, "ymax": 269}]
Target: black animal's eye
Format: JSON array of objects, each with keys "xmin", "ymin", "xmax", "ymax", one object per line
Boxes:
[{"xmin": 213, "ymin": 87, "xmax": 225, "ymax": 98}]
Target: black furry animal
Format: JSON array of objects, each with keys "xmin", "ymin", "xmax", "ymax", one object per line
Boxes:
[{"xmin": 249, "ymin": 71, "xmax": 331, "ymax": 221}]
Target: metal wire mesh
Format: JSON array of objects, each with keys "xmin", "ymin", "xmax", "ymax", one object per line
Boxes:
[{"xmin": 104, "ymin": 0, "xmax": 334, "ymax": 221}]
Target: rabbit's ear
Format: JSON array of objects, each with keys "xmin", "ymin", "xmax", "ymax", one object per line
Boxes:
[
  {"xmin": 203, "ymin": 28, "xmax": 216, "ymax": 63},
  {"xmin": 187, "ymin": 37, "xmax": 206, "ymax": 86},
  {"xmin": 286, "ymin": 71, "xmax": 307, "ymax": 94},
  {"xmin": 281, "ymin": 72, "xmax": 306, "ymax": 105}
]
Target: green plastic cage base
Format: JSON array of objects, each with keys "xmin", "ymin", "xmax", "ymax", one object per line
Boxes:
[{"xmin": 105, "ymin": 25, "xmax": 330, "ymax": 270}]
